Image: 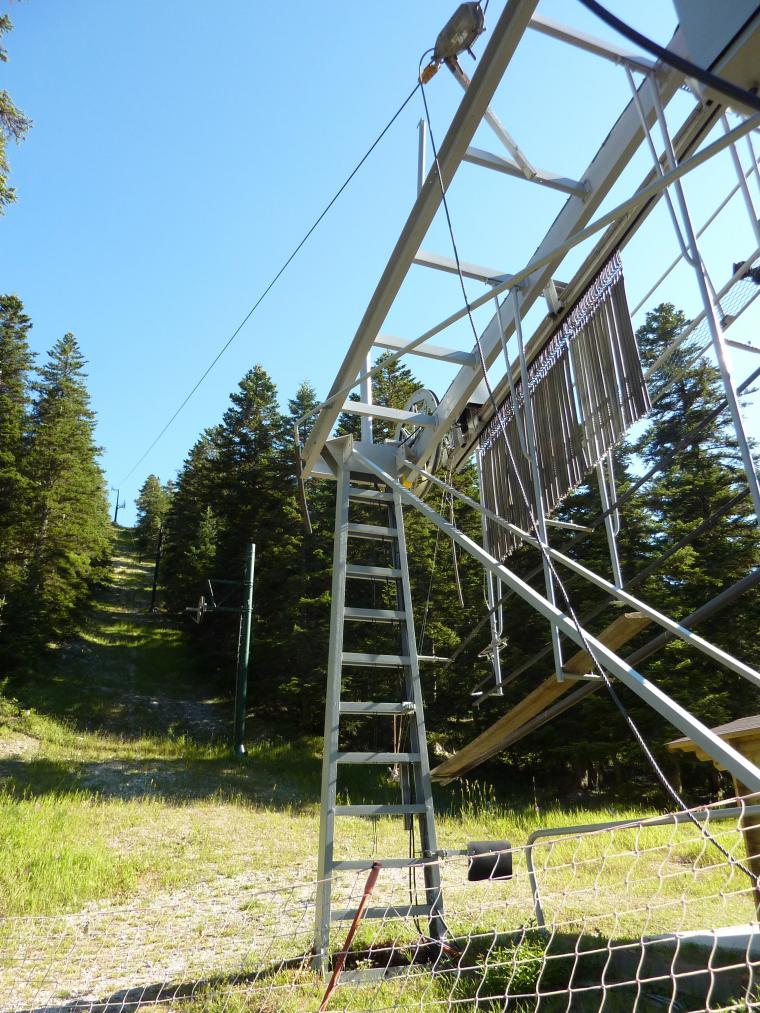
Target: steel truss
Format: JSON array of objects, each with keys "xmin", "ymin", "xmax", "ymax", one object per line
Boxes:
[{"xmin": 303, "ymin": 0, "xmax": 760, "ymax": 954}]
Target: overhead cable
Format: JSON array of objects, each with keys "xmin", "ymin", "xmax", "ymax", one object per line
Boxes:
[
  {"xmin": 117, "ymin": 81, "xmax": 421, "ymax": 486},
  {"xmin": 577, "ymin": 0, "xmax": 760, "ymax": 115}
]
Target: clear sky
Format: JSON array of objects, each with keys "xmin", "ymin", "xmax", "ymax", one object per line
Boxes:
[{"xmin": 2, "ymin": 0, "xmax": 758, "ymax": 524}]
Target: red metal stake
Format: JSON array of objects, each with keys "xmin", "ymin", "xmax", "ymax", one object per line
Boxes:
[{"xmin": 318, "ymin": 862, "xmax": 382, "ymax": 1011}]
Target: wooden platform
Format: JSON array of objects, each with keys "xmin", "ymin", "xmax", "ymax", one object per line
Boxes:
[{"xmin": 431, "ymin": 611, "xmax": 652, "ymax": 782}]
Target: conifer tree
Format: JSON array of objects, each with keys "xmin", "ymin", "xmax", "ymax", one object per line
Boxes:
[
  {"xmin": 631, "ymin": 304, "xmax": 760, "ymax": 743},
  {"xmin": 134, "ymin": 474, "xmax": 172, "ymax": 555},
  {"xmin": 0, "ymin": 295, "xmax": 34, "ymax": 603},
  {"xmin": 17, "ymin": 333, "xmax": 111, "ymax": 643},
  {"xmin": 0, "ymin": 16, "xmax": 31, "ymax": 212},
  {"xmin": 162, "ymin": 427, "xmax": 224, "ymax": 611}
]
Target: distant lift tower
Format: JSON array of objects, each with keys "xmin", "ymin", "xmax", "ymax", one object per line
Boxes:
[{"xmin": 312, "ymin": 382, "xmax": 445, "ymax": 972}]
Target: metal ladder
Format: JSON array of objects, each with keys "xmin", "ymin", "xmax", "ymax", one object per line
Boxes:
[{"xmin": 313, "ymin": 455, "xmax": 444, "ymax": 971}]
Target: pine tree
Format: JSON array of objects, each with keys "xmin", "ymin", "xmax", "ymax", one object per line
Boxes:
[
  {"xmin": 16, "ymin": 333, "xmax": 111, "ymax": 643},
  {"xmin": 162, "ymin": 427, "xmax": 224, "ymax": 611},
  {"xmin": 134, "ymin": 474, "xmax": 172, "ymax": 556},
  {"xmin": 0, "ymin": 16, "xmax": 32, "ymax": 212},
  {"xmin": 0, "ymin": 295, "xmax": 34, "ymax": 604},
  {"xmin": 631, "ymin": 304, "xmax": 760, "ymax": 750}
]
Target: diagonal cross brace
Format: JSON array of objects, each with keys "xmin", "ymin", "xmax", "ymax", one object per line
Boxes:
[{"xmin": 351, "ymin": 448, "xmax": 760, "ymax": 793}]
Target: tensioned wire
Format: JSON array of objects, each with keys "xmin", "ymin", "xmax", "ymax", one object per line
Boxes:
[
  {"xmin": 417, "ymin": 54, "xmax": 756, "ymax": 884},
  {"xmin": 117, "ymin": 80, "xmax": 421, "ymax": 487}
]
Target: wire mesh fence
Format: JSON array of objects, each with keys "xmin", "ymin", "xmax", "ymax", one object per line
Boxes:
[{"xmin": 4, "ymin": 795, "xmax": 760, "ymax": 1012}]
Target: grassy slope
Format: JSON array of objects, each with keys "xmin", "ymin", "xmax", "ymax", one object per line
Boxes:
[{"xmin": 0, "ymin": 530, "xmax": 753, "ymax": 1010}]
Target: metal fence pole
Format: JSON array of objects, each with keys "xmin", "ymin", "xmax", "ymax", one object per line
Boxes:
[{"xmin": 233, "ymin": 543, "xmax": 255, "ymax": 757}]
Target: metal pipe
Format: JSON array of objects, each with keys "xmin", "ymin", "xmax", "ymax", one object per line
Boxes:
[
  {"xmin": 596, "ymin": 456, "xmax": 623, "ymax": 588},
  {"xmin": 233, "ymin": 543, "xmax": 255, "ymax": 758},
  {"xmin": 476, "ymin": 451, "xmax": 503, "ymax": 694},
  {"xmin": 493, "ymin": 292, "xmax": 528, "ymax": 457},
  {"xmin": 359, "ymin": 352, "xmax": 373, "ymax": 443},
  {"xmin": 417, "ymin": 118, "xmax": 427, "ymax": 197},
  {"xmin": 447, "ymin": 60, "xmax": 536, "ymax": 179},
  {"xmin": 626, "ymin": 66, "xmax": 695, "ymax": 265},
  {"xmin": 512, "ymin": 287, "xmax": 564, "ymax": 682},
  {"xmin": 723, "ymin": 113, "xmax": 760, "ymax": 248},
  {"xmin": 526, "ymin": 805, "xmax": 760, "ymax": 930},
  {"xmin": 649, "ymin": 81, "xmax": 760, "ymax": 523}
]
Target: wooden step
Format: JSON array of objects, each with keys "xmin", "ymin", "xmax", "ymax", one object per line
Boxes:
[
  {"xmin": 339, "ymin": 701, "xmax": 415, "ymax": 715},
  {"xmin": 334, "ymin": 804, "xmax": 427, "ymax": 816},
  {"xmin": 342, "ymin": 652, "xmax": 410, "ymax": 667},
  {"xmin": 336, "ymin": 752, "xmax": 420, "ymax": 764},
  {"xmin": 432, "ymin": 612, "xmax": 652, "ymax": 782},
  {"xmin": 343, "ymin": 607, "xmax": 406, "ymax": 623},
  {"xmin": 345, "ymin": 564, "xmax": 401, "ymax": 581},
  {"xmin": 347, "ymin": 522, "xmax": 397, "ymax": 540}
]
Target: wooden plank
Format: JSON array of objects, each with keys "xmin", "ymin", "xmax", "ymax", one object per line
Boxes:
[{"xmin": 432, "ymin": 612, "xmax": 651, "ymax": 782}]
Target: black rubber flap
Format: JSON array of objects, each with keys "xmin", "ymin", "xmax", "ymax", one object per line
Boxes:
[{"xmin": 466, "ymin": 840, "xmax": 512, "ymax": 882}]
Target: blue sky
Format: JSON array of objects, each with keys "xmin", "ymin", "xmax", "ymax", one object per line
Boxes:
[{"xmin": 2, "ymin": 1, "xmax": 758, "ymax": 524}]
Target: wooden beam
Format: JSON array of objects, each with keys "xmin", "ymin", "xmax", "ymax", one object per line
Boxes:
[{"xmin": 432, "ymin": 612, "xmax": 651, "ymax": 782}]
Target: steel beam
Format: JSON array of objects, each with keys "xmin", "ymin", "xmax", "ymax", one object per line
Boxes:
[
  {"xmin": 413, "ymin": 249, "xmax": 510, "ymax": 284},
  {"xmin": 342, "ymin": 400, "xmax": 436, "ymax": 427},
  {"xmin": 301, "ymin": 0, "xmax": 539, "ymax": 479},
  {"xmin": 374, "ymin": 334, "xmax": 476, "ymax": 367},
  {"xmin": 528, "ymin": 13, "xmax": 657, "ymax": 73},
  {"xmin": 463, "ymin": 145, "xmax": 587, "ymax": 197}
]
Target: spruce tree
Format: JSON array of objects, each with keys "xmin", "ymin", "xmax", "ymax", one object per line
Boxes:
[
  {"xmin": 162, "ymin": 427, "xmax": 224, "ymax": 611},
  {"xmin": 0, "ymin": 16, "xmax": 31, "ymax": 212},
  {"xmin": 632, "ymin": 304, "xmax": 760, "ymax": 749},
  {"xmin": 134, "ymin": 474, "xmax": 172, "ymax": 555},
  {"xmin": 18, "ymin": 333, "xmax": 111, "ymax": 643},
  {"xmin": 0, "ymin": 295, "xmax": 34, "ymax": 605}
]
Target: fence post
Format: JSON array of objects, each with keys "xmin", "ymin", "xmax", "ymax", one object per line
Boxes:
[{"xmin": 233, "ymin": 543, "xmax": 255, "ymax": 757}]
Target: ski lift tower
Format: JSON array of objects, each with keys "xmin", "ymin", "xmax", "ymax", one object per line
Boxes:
[{"xmin": 297, "ymin": 0, "xmax": 760, "ymax": 969}]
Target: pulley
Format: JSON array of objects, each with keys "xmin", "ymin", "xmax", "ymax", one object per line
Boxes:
[{"xmin": 421, "ymin": 3, "xmax": 486, "ymax": 84}]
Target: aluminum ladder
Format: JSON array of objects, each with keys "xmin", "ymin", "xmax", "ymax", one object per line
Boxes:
[{"xmin": 313, "ymin": 455, "xmax": 444, "ymax": 971}]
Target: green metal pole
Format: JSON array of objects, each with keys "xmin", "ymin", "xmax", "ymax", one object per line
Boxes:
[{"xmin": 233, "ymin": 543, "xmax": 255, "ymax": 757}]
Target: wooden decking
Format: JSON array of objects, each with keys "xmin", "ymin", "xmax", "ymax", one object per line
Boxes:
[{"xmin": 431, "ymin": 611, "xmax": 652, "ymax": 782}]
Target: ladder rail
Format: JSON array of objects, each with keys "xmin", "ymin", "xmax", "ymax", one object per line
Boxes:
[
  {"xmin": 313, "ymin": 458, "xmax": 351, "ymax": 969},
  {"xmin": 313, "ymin": 455, "xmax": 445, "ymax": 972},
  {"xmin": 391, "ymin": 486, "xmax": 446, "ymax": 940}
]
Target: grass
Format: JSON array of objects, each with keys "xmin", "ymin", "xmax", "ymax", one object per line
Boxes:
[{"xmin": 0, "ymin": 528, "xmax": 756, "ymax": 1010}]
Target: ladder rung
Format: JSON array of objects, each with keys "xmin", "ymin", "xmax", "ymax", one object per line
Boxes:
[
  {"xmin": 336, "ymin": 752, "xmax": 420, "ymax": 764},
  {"xmin": 347, "ymin": 522, "xmax": 398, "ymax": 540},
  {"xmin": 332, "ymin": 858, "xmax": 427, "ymax": 871},
  {"xmin": 334, "ymin": 804, "xmax": 427, "ymax": 816},
  {"xmin": 332, "ymin": 904, "xmax": 431, "ymax": 921},
  {"xmin": 342, "ymin": 652, "xmax": 410, "ymax": 667},
  {"xmin": 343, "ymin": 607, "xmax": 406, "ymax": 622},
  {"xmin": 348, "ymin": 487, "xmax": 393, "ymax": 502},
  {"xmin": 339, "ymin": 702, "xmax": 415, "ymax": 715},
  {"xmin": 345, "ymin": 565, "xmax": 401, "ymax": 580}
]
